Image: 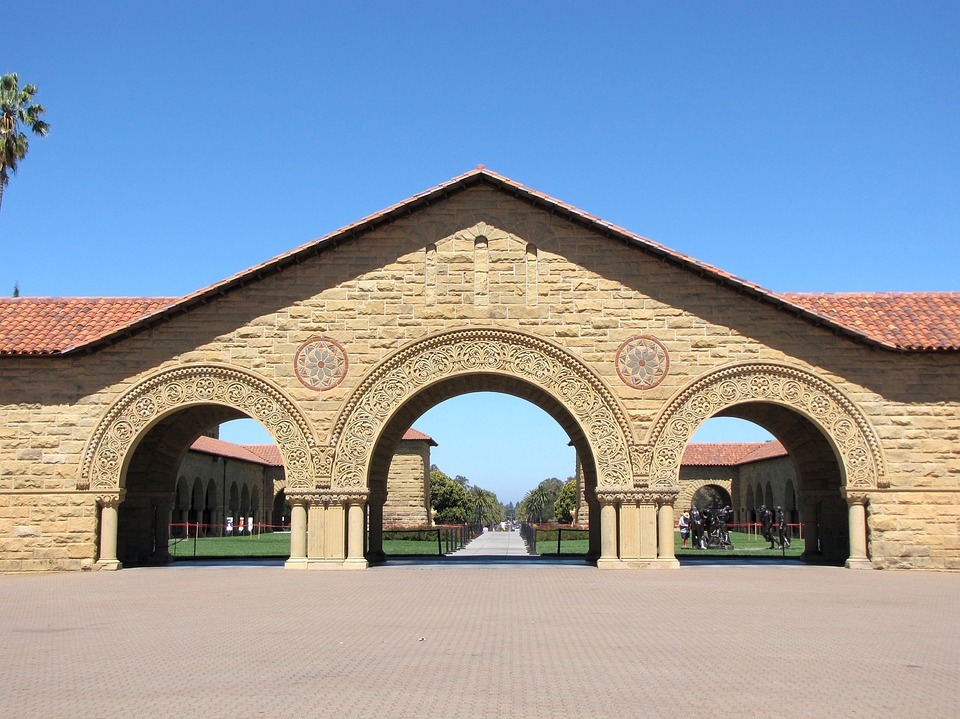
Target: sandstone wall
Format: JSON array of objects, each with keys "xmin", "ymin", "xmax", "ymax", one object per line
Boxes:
[{"xmin": 1, "ymin": 185, "xmax": 958, "ymax": 569}]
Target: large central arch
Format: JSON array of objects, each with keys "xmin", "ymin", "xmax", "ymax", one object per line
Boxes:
[
  {"xmin": 291, "ymin": 328, "xmax": 670, "ymax": 569},
  {"xmin": 328, "ymin": 327, "xmax": 636, "ymax": 491}
]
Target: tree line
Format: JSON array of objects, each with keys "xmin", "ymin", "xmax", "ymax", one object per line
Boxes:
[{"xmin": 429, "ymin": 466, "xmax": 578, "ymax": 527}]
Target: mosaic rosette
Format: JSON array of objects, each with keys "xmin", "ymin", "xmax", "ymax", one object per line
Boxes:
[
  {"xmin": 616, "ymin": 335, "xmax": 669, "ymax": 389},
  {"xmin": 295, "ymin": 338, "xmax": 348, "ymax": 391}
]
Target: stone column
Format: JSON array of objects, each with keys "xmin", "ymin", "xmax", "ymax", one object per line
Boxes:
[
  {"xmin": 285, "ymin": 497, "xmax": 308, "ymax": 569},
  {"xmin": 657, "ymin": 499, "xmax": 679, "ymax": 567},
  {"xmin": 96, "ymin": 494, "xmax": 122, "ymax": 571},
  {"xmin": 619, "ymin": 500, "xmax": 640, "ymax": 561},
  {"xmin": 844, "ymin": 492, "xmax": 871, "ymax": 569},
  {"xmin": 639, "ymin": 499, "xmax": 658, "ymax": 560},
  {"xmin": 344, "ymin": 498, "xmax": 368, "ymax": 569},
  {"xmin": 596, "ymin": 493, "xmax": 620, "ymax": 569}
]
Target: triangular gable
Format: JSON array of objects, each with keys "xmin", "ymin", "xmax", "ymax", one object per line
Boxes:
[{"xmin": 2, "ymin": 167, "xmax": 958, "ymax": 354}]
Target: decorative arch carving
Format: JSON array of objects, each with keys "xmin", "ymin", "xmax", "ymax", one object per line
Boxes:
[
  {"xmin": 79, "ymin": 364, "xmax": 320, "ymax": 492},
  {"xmin": 329, "ymin": 328, "xmax": 635, "ymax": 490},
  {"xmin": 451, "ymin": 221, "xmax": 512, "ymax": 245},
  {"xmin": 646, "ymin": 362, "xmax": 885, "ymax": 489}
]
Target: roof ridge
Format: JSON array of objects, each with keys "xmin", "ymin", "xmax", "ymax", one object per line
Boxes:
[{"xmin": 1, "ymin": 168, "xmax": 958, "ymax": 354}]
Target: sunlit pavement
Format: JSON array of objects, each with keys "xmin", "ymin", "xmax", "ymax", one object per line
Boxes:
[
  {"xmin": 1, "ymin": 563, "xmax": 957, "ymax": 718},
  {"xmin": 448, "ymin": 528, "xmax": 531, "ymax": 556}
]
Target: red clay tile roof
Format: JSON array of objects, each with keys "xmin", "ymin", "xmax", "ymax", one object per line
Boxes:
[
  {"xmin": 781, "ymin": 293, "xmax": 960, "ymax": 351},
  {"xmin": 0, "ymin": 297, "xmax": 177, "ymax": 355},
  {"xmin": 0, "ymin": 169, "xmax": 957, "ymax": 355},
  {"xmin": 194, "ymin": 428, "xmax": 434, "ymax": 467},
  {"xmin": 682, "ymin": 441, "xmax": 787, "ymax": 467},
  {"xmin": 402, "ymin": 428, "xmax": 438, "ymax": 445},
  {"xmin": 190, "ymin": 436, "xmax": 278, "ymax": 466},
  {"xmin": 242, "ymin": 444, "xmax": 283, "ymax": 466}
]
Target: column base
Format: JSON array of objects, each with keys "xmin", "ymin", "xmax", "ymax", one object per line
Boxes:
[
  {"xmin": 284, "ymin": 557, "xmax": 310, "ymax": 570},
  {"xmin": 342, "ymin": 558, "xmax": 369, "ymax": 570},
  {"xmin": 844, "ymin": 557, "xmax": 874, "ymax": 570},
  {"xmin": 94, "ymin": 559, "xmax": 122, "ymax": 571},
  {"xmin": 596, "ymin": 558, "xmax": 626, "ymax": 570},
  {"xmin": 654, "ymin": 557, "xmax": 680, "ymax": 569}
]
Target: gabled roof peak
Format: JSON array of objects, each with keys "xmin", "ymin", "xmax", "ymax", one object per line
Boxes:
[{"xmin": 1, "ymin": 170, "xmax": 958, "ymax": 355}]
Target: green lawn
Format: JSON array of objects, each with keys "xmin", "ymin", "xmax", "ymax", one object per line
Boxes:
[
  {"xmin": 169, "ymin": 530, "xmax": 466, "ymax": 559},
  {"xmin": 534, "ymin": 530, "xmax": 805, "ymax": 558},
  {"xmin": 169, "ymin": 532, "xmax": 291, "ymax": 558}
]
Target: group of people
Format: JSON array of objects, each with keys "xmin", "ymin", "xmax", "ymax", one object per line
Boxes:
[
  {"xmin": 757, "ymin": 504, "xmax": 791, "ymax": 550},
  {"xmin": 677, "ymin": 504, "xmax": 732, "ymax": 550},
  {"xmin": 677, "ymin": 503, "xmax": 791, "ymax": 550}
]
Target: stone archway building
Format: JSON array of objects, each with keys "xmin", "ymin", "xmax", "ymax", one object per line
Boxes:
[{"xmin": 1, "ymin": 167, "xmax": 958, "ymax": 571}]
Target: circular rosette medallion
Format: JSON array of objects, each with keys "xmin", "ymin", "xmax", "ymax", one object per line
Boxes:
[
  {"xmin": 616, "ymin": 335, "xmax": 669, "ymax": 389},
  {"xmin": 294, "ymin": 338, "xmax": 348, "ymax": 391}
]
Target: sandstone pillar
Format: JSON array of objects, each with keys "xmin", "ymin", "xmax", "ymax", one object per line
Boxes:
[
  {"xmin": 639, "ymin": 500, "xmax": 658, "ymax": 560},
  {"xmin": 345, "ymin": 499, "xmax": 368, "ymax": 569},
  {"xmin": 844, "ymin": 492, "xmax": 871, "ymax": 569},
  {"xmin": 596, "ymin": 494, "xmax": 620, "ymax": 569},
  {"xmin": 285, "ymin": 498, "xmax": 308, "ymax": 569},
  {"xmin": 619, "ymin": 501, "xmax": 640, "ymax": 561},
  {"xmin": 657, "ymin": 500, "xmax": 679, "ymax": 567},
  {"xmin": 95, "ymin": 495, "xmax": 122, "ymax": 571}
]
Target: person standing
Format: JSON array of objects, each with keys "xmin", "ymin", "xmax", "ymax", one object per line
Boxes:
[{"xmin": 678, "ymin": 510, "xmax": 691, "ymax": 549}]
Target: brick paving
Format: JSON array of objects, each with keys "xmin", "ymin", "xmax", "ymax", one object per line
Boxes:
[{"xmin": 1, "ymin": 562, "xmax": 957, "ymax": 718}]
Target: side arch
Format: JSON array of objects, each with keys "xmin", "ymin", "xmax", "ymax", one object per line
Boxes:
[
  {"xmin": 79, "ymin": 363, "xmax": 320, "ymax": 492},
  {"xmin": 329, "ymin": 327, "xmax": 636, "ymax": 491},
  {"xmin": 646, "ymin": 362, "xmax": 885, "ymax": 489}
]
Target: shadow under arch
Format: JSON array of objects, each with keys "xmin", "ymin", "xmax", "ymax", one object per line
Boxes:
[
  {"xmin": 647, "ymin": 362, "xmax": 884, "ymax": 566},
  {"xmin": 80, "ymin": 364, "xmax": 320, "ymax": 569}
]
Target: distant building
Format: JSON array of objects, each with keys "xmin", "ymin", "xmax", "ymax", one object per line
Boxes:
[{"xmin": 173, "ymin": 428, "xmax": 436, "ymax": 536}]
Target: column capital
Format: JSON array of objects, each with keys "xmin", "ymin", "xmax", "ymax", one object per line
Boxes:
[
  {"xmin": 595, "ymin": 488, "xmax": 678, "ymax": 505},
  {"xmin": 842, "ymin": 490, "xmax": 870, "ymax": 506},
  {"xmin": 96, "ymin": 491, "xmax": 124, "ymax": 508}
]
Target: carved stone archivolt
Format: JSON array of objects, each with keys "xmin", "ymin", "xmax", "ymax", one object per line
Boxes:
[
  {"xmin": 79, "ymin": 364, "xmax": 319, "ymax": 491},
  {"xmin": 330, "ymin": 328, "xmax": 635, "ymax": 490},
  {"xmin": 647, "ymin": 362, "xmax": 885, "ymax": 490}
]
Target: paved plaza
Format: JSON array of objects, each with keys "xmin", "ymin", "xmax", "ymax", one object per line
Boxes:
[{"xmin": 1, "ymin": 550, "xmax": 957, "ymax": 719}]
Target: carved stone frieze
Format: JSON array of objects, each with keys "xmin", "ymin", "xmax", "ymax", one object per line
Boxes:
[
  {"xmin": 595, "ymin": 488, "xmax": 678, "ymax": 505},
  {"xmin": 80, "ymin": 364, "xmax": 319, "ymax": 491},
  {"xmin": 648, "ymin": 362, "xmax": 884, "ymax": 490},
  {"xmin": 330, "ymin": 328, "xmax": 635, "ymax": 490}
]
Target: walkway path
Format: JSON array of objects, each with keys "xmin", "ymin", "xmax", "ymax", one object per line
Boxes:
[{"xmin": 449, "ymin": 528, "xmax": 530, "ymax": 557}]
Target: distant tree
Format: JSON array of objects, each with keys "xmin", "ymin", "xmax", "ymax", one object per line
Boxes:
[
  {"xmin": 0, "ymin": 73, "xmax": 50, "ymax": 215},
  {"xmin": 554, "ymin": 478, "xmax": 577, "ymax": 524},
  {"xmin": 430, "ymin": 468, "xmax": 470, "ymax": 525},
  {"xmin": 518, "ymin": 478, "xmax": 567, "ymax": 523},
  {"xmin": 469, "ymin": 486, "xmax": 505, "ymax": 527}
]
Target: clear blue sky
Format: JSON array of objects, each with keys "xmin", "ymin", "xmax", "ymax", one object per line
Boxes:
[{"xmin": 5, "ymin": 3, "xmax": 958, "ymax": 503}]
